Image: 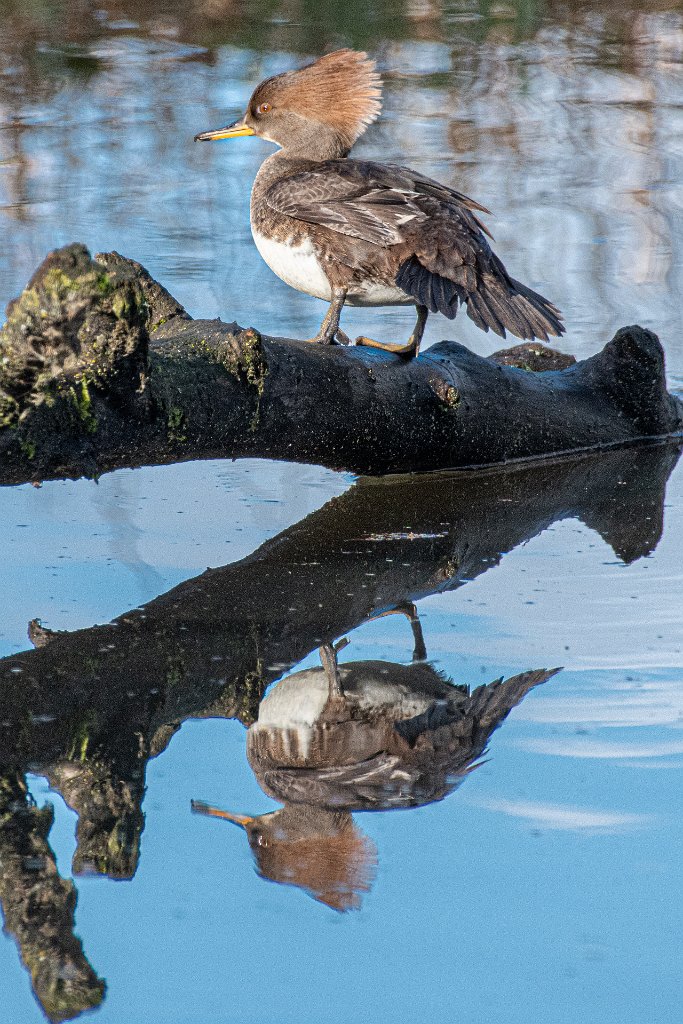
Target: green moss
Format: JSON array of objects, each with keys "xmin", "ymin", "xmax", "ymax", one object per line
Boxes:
[
  {"xmin": 0, "ymin": 394, "xmax": 19, "ymax": 430},
  {"xmin": 167, "ymin": 405, "xmax": 187, "ymax": 444},
  {"xmin": 240, "ymin": 330, "xmax": 267, "ymax": 396},
  {"xmin": 67, "ymin": 715, "xmax": 95, "ymax": 763},
  {"xmin": 41, "ymin": 267, "xmax": 79, "ymax": 298},
  {"xmin": 229, "ymin": 329, "xmax": 268, "ymax": 432},
  {"xmin": 165, "ymin": 653, "xmax": 185, "ymax": 689},
  {"xmin": 111, "ymin": 292, "xmax": 131, "ymax": 320},
  {"xmin": 68, "ymin": 377, "xmax": 98, "ymax": 433},
  {"xmin": 19, "ymin": 438, "xmax": 36, "ymax": 460},
  {"xmin": 96, "ymin": 272, "xmax": 113, "ymax": 295},
  {"xmin": 444, "ymin": 385, "xmax": 460, "ymax": 409}
]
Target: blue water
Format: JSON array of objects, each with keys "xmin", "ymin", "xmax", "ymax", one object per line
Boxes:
[{"xmin": 1, "ymin": 3, "xmax": 682, "ymax": 1022}]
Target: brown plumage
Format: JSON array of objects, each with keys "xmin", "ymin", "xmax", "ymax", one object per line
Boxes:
[
  {"xmin": 250, "ymin": 49, "xmax": 382, "ymax": 154},
  {"xmin": 195, "ymin": 49, "xmax": 564, "ymax": 356},
  {"xmin": 195, "ymin": 49, "xmax": 565, "ymax": 356},
  {"xmin": 193, "ymin": 637, "xmax": 559, "ymax": 909},
  {"xmin": 247, "ymin": 655, "xmax": 557, "ymax": 810},
  {"xmin": 192, "ymin": 801, "xmax": 377, "ymax": 912}
]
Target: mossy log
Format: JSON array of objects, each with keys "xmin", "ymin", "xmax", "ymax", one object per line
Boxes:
[{"xmin": 0, "ymin": 244, "xmax": 681, "ymax": 483}]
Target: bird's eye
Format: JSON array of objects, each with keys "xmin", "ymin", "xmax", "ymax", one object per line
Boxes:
[{"xmin": 257, "ymin": 102, "xmax": 271, "ymax": 115}]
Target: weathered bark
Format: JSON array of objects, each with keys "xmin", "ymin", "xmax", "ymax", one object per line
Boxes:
[{"xmin": 1, "ymin": 244, "xmax": 680, "ymax": 483}]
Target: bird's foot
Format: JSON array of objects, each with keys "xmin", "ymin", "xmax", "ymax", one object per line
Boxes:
[
  {"xmin": 355, "ymin": 335, "xmax": 419, "ymax": 358},
  {"xmin": 301, "ymin": 328, "xmax": 351, "ymax": 346}
]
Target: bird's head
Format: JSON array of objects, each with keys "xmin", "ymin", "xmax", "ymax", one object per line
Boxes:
[
  {"xmin": 191, "ymin": 800, "xmax": 377, "ymax": 911},
  {"xmin": 195, "ymin": 49, "xmax": 382, "ymax": 160}
]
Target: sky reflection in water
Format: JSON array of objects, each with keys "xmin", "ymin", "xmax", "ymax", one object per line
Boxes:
[{"xmin": 1, "ymin": 3, "xmax": 682, "ymax": 1023}]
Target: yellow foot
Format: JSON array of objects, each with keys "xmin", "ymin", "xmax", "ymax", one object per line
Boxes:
[{"xmin": 356, "ymin": 335, "xmax": 418, "ymax": 357}]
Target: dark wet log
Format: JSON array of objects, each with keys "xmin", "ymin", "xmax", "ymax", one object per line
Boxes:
[{"xmin": 0, "ymin": 244, "xmax": 681, "ymax": 483}]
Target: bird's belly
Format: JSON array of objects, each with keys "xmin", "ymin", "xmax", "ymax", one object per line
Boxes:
[
  {"xmin": 252, "ymin": 227, "xmax": 332, "ymax": 301},
  {"xmin": 346, "ymin": 281, "xmax": 414, "ymax": 307}
]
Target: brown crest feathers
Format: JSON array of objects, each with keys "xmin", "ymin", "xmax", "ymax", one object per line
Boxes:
[
  {"xmin": 254, "ymin": 49, "xmax": 382, "ymax": 148},
  {"xmin": 254, "ymin": 819, "xmax": 378, "ymax": 912}
]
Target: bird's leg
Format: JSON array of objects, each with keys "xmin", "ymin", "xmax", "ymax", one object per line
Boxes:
[
  {"xmin": 319, "ymin": 639, "xmax": 348, "ymax": 699},
  {"xmin": 406, "ymin": 606, "xmax": 428, "ymax": 663},
  {"xmin": 304, "ymin": 288, "xmax": 350, "ymax": 345},
  {"xmin": 356, "ymin": 304, "xmax": 428, "ymax": 358},
  {"xmin": 365, "ymin": 602, "xmax": 428, "ymax": 661}
]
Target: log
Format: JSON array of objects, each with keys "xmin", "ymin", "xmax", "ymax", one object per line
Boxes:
[{"xmin": 0, "ymin": 244, "xmax": 680, "ymax": 483}]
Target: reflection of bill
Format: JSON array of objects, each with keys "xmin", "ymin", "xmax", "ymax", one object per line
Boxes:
[{"xmin": 193, "ymin": 624, "xmax": 558, "ymax": 911}]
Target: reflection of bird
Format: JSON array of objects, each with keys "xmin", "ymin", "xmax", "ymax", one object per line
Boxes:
[
  {"xmin": 193, "ymin": 616, "xmax": 558, "ymax": 910},
  {"xmin": 191, "ymin": 802, "xmax": 377, "ymax": 912},
  {"xmin": 245, "ymin": 645, "xmax": 556, "ymax": 811},
  {"xmin": 195, "ymin": 49, "xmax": 564, "ymax": 357}
]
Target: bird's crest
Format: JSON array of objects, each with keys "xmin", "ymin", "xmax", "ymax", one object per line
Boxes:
[{"xmin": 252, "ymin": 49, "xmax": 382, "ymax": 149}]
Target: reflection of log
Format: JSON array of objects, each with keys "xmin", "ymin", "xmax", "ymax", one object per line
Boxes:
[
  {"xmin": 0, "ymin": 244, "xmax": 681, "ymax": 483},
  {"xmin": 0, "ymin": 439, "xmax": 678, "ymax": 790},
  {"xmin": 0, "ymin": 442, "xmax": 678, "ymax": 1015},
  {"xmin": 0, "ymin": 441, "xmax": 679, "ymax": 777},
  {"xmin": 45, "ymin": 749, "xmax": 145, "ymax": 880},
  {"xmin": 0, "ymin": 773, "xmax": 105, "ymax": 1022}
]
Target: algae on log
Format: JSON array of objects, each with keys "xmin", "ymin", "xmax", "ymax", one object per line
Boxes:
[{"xmin": 0, "ymin": 243, "xmax": 681, "ymax": 484}]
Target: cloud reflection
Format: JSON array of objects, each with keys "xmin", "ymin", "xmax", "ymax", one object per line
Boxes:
[
  {"xmin": 516, "ymin": 737, "xmax": 683, "ymax": 760},
  {"xmin": 514, "ymin": 682, "xmax": 683, "ymax": 729},
  {"xmin": 475, "ymin": 797, "xmax": 654, "ymax": 833}
]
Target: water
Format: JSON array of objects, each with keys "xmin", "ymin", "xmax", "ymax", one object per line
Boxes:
[{"xmin": 1, "ymin": 3, "xmax": 682, "ymax": 1022}]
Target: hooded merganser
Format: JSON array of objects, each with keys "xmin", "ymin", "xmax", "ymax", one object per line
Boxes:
[
  {"xmin": 193, "ymin": 624, "xmax": 559, "ymax": 909},
  {"xmin": 195, "ymin": 49, "xmax": 564, "ymax": 357}
]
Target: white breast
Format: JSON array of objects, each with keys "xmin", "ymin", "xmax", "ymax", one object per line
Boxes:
[
  {"xmin": 255, "ymin": 668, "xmax": 434, "ymax": 731},
  {"xmin": 251, "ymin": 226, "xmax": 413, "ymax": 308},
  {"xmin": 252, "ymin": 227, "xmax": 332, "ymax": 302}
]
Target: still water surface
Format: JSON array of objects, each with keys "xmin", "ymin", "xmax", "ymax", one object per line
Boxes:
[{"xmin": 1, "ymin": 3, "xmax": 682, "ymax": 1022}]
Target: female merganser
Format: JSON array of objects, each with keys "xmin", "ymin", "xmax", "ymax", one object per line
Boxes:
[
  {"xmin": 195, "ymin": 49, "xmax": 564, "ymax": 357},
  {"xmin": 193, "ymin": 623, "xmax": 558, "ymax": 909}
]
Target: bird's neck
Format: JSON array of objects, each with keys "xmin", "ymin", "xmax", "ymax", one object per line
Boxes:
[{"xmin": 252, "ymin": 150, "xmax": 338, "ymax": 202}]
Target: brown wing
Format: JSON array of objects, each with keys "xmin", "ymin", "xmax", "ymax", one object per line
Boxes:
[
  {"xmin": 260, "ymin": 669, "xmax": 559, "ymax": 812},
  {"xmin": 265, "ymin": 160, "xmax": 564, "ymax": 341},
  {"xmin": 265, "ymin": 159, "xmax": 490, "ymax": 245}
]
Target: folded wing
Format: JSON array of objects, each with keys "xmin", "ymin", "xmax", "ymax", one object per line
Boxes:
[{"xmin": 266, "ymin": 160, "xmax": 564, "ymax": 340}]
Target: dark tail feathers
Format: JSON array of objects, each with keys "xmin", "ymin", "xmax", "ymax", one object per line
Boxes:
[{"xmin": 395, "ymin": 255, "xmax": 565, "ymax": 342}]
